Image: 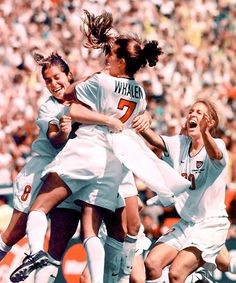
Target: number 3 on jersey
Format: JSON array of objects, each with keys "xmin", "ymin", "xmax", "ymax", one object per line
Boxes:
[
  {"xmin": 181, "ymin": 173, "xmax": 196, "ymax": 190},
  {"xmin": 118, "ymin": 98, "xmax": 137, "ymax": 123},
  {"xmin": 21, "ymin": 185, "xmax": 32, "ymax": 201}
]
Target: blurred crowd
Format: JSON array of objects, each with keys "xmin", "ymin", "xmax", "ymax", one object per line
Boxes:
[{"xmin": 0, "ymin": 0, "xmax": 236, "ymax": 238}]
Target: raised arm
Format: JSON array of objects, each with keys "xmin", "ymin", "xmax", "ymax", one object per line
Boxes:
[{"xmin": 200, "ymin": 113, "xmax": 223, "ymax": 160}]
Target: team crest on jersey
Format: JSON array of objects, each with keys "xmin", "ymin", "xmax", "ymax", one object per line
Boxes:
[{"xmin": 196, "ymin": 161, "xmax": 203, "ymax": 168}]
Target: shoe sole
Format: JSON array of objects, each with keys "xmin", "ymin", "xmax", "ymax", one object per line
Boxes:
[{"xmin": 10, "ymin": 257, "xmax": 48, "ymax": 282}]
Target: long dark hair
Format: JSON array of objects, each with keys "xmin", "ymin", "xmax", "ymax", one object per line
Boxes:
[{"xmin": 81, "ymin": 10, "xmax": 163, "ymax": 77}]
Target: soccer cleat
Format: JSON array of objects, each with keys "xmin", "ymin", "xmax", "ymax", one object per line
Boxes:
[
  {"xmin": 185, "ymin": 267, "xmax": 216, "ymax": 283},
  {"xmin": 195, "ymin": 268, "xmax": 216, "ymax": 283},
  {"xmin": 10, "ymin": 250, "xmax": 49, "ymax": 282}
]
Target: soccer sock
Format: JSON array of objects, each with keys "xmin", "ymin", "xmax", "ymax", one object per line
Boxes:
[
  {"xmin": 83, "ymin": 236, "xmax": 105, "ymax": 283},
  {"xmin": 118, "ymin": 234, "xmax": 138, "ymax": 282},
  {"xmin": 104, "ymin": 236, "xmax": 123, "ymax": 283},
  {"xmin": 229, "ymin": 257, "xmax": 236, "ymax": 274},
  {"xmin": 34, "ymin": 254, "xmax": 60, "ymax": 283},
  {"xmin": 26, "ymin": 210, "xmax": 48, "ymax": 254},
  {"xmin": 0, "ymin": 235, "xmax": 12, "ymax": 261},
  {"xmin": 146, "ymin": 278, "xmax": 163, "ymax": 283}
]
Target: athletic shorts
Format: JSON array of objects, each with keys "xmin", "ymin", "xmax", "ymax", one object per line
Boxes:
[
  {"xmin": 13, "ymin": 155, "xmax": 80, "ymax": 213},
  {"xmin": 42, "ymin": 134, "xmax": 125, "ymax": 212},
  {"xmin": 118, "ymin": 170, "xmax": 138, "ymax": 199},
  {"xmin": 157, "ymin": 217, "xmax": 230, "ymax": 269}
]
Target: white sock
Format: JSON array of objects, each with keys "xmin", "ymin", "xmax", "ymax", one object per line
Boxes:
[
  {"xmin": 26, "ymin": 210, "xmax": 48, "ymax": 254},
  {"xmin": 0, "ymin": 235, "xmax": 12, "ymax": 261},
  {"xmin": 83, "ymin": 236, "xmax": 104, "ymax": 283},
  {"xmin": 34, "ymin": 254, "xmax": 60, "ymax": 283},
  {"xmin": 229, "ymin": 257, "xmax": 236, "ymax": 274},
  {"xmin": 146, "ymin": 278, "xmax": 163, "ymax": 283},
  {"xmin": 118, "ymin": 234, "xmax": 138, "ymax": 282},
  {"xmin": 104, "ymin": 236, "xmax": 123, "ymax": 283}
]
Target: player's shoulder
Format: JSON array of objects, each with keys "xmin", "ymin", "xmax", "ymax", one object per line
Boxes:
[{"xmin": 38, "ymin": 96, "xmax": 63, "ymax": 116}]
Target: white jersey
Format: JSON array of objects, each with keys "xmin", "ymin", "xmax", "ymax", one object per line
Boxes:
[
  {"xmin": 75, "ymin": 72, "xmax": 147, "ymax": 129},
  {"xmin": 31, "ymin": 96, "xmax": 69, "ymax": 157},
  {"xmin": 74, "ymin": 73, "xmax": 191, "ymax": 206},
  {"xmin": 42, "ymin": 73, "xmax": 148, "ymax": 211},
  {"xmin": 14, "ymin": 96, "xmax": 80, "ymax": 213},
  {"xmin": 161, "ymin": 134, "xmax": 228, "ymax": 222}
]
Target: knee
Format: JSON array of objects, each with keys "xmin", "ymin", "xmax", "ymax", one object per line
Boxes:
[
  {"xmin": 144, "ymin": 255, "xmax": 161, "ymax": 279},
  {"xmin": 216, "ymin": 258, "xmax": 229, "ymax": 272},
  {"xmin": 127, "ymin": 218, "xmax": 141, "ymax": 236},
  {"xmin": 169, "ymin": 265, "xmax": 182, "ymax": 282},
  {"xmin": 216, "ymin": 250, "xmax": 231, "ymax": 272}
]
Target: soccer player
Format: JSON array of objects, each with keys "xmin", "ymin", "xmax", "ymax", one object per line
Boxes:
[
  {"xmin": 141, "ymin": 99, "xmax": 231, "ymax": 282},
  {"xmin": 1, "ymin": 52, "xmax": 82, "ymax": 283}
]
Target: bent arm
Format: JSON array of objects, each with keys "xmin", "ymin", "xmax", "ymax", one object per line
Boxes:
[
  {"xmin": 68, "ymin": 102, "xmax": 123, "ymax": 133},
  {"xmin": 47, "ymin": 123, "xmax": 70, "ymax": 149},
  {"xmin": 200, "ymin": 114, "xmax": 223, "ymax": 160},
  {"xmin": 140, "ymin": 128, "xmax": 166, "ymax": 151},
  {"xmin": 202, "ymin": 131, "xmax": 223, "ymax": 160}
]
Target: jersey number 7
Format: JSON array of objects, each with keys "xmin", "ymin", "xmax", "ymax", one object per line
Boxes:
[{"xmin": 118, "ymin": 98, "xmax": 137, "ymax": 123}]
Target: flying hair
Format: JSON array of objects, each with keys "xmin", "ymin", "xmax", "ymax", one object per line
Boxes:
[
  {"xmin": 81, "ymin": 9, "xmax": 115, "ymax": 53},
  {"xmin": 81, "ymin": 9, "xmax": 163, "ymax": 76}
]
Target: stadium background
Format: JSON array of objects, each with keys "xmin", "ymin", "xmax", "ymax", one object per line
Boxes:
[{"xmin": 0, "ymin": 0, "xmax": 236, "ymax": 282}]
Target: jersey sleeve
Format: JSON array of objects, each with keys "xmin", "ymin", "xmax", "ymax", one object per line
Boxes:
[
  {"xmin": 36, "ymin": 98, "xmax": 60, "ymax": 135},
  {"xmin": 74, "ymin": 74, "xmax": 100, "ymax": 111}
]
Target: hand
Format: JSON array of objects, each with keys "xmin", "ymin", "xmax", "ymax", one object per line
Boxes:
[
  {"xmin": 132, "ymin": 112, "xmax": 151, "ymax": 133},
  {"xmin": 199, "ymin": 113, "xmax": 211, "ymax": 133},
  {"xmin": 59, "ymin": 116, "xmax": 72, "ymax": 134},
  {"xmin": 107, "ymin": 117, "xmax": 123, "ymax": 133},
  {"xmin": 180, "ymin": 122, "xmax": 188, "ymax": 136}
]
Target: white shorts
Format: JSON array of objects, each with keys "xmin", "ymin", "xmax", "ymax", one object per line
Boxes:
[
  {"xmin": 13, "ymin": 156, "xmax": 80, "ymax": 213},
  {"xmin": 42, "ymin": 133, "xmax": 125, "ymax": 212},
  {"xmin": 157, "ymin": 217, "xmax": 230, "ymax": 269},
  {"xmin": 118, "ymin": 170, "xmax": 138, "ymax": 199}
]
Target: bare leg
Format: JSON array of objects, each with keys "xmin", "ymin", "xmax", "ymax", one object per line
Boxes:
[
  {"xmin": 48, "ymin": 207, "xmax": 81, "ymax": 260},
  {"xmin": 169, "ymin": 247, "xmax": 204, "ymax": 283},
  {"xmin": 216, "ymin": 245, "xmax": 231, "ymax": 272},
  {"xmin": 29, "ymin": 173, "xmax": 71, "ymax": 214},
  {"xmin": 125, "ymin": 196, "xmax": 141, "ymax": 236},
  {"xmin": 145, "ymin": 242, "xmax": 178, "ymax": 280},
  {"xmin": 1, "ymin": 209, "xmax": 27, "ymax": 247},
  {"xmin": 130, "ymin": 254, "xmax": 145, "ymax": 283},
  {"xmin": 34, "ymin": 207, "xmax": 81, "ymax": 283}
]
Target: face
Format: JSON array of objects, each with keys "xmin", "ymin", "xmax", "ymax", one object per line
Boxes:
[
  {"xmin": 186, "ymin": 102, "xmax": 208, "ymax": 136},
  {"xmin": 43, "ymin": 66, "xmax": 71, "ymax": 101},
  {"xmin": 106, "ymin": 44, "xmax": 122, "ymax": 77}
]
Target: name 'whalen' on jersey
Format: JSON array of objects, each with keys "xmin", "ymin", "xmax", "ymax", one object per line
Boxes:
[{"xmin": 114, "ymin": 80, "xmax": 144, "ymax": 99}]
